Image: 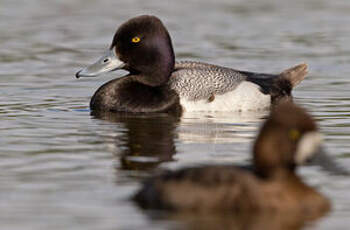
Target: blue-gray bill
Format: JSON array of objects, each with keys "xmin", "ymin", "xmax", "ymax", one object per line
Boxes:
[{"xmin": 76, "ymin": 49, "xmax": 125, "ymax": 78}]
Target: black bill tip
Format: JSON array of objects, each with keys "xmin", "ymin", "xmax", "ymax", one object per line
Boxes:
[{"xmin": 75, "ymin": 70, "xmax": 81, "ymax": 79}]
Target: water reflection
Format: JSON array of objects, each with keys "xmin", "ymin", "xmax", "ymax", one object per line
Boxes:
[
  {"xmin": 92, "ymin": 111, "xmax": 179, "ymax": 171},
  {"xmin": 179, "ymin": 111, "xmax": 267, "ymax": 144}
]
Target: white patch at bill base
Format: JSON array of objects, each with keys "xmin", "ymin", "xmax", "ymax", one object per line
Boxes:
[{"xmin": 295, "ymin": 132, "xmax": 323, "ymax": 164}]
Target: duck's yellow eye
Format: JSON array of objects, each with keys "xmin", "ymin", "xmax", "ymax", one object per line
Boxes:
[
  {"xmin": 131, "ymin": 36, "xmax": 141, "ymax": 43},
  {"xmin": 289, "ymin": 129, "xmax": 300, "ymax": 141}
]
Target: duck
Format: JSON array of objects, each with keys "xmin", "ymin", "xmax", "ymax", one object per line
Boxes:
[
  {"xmin": 133, "ymin": 102, "xmax": 330, "ymax": 219},
  {"xmin": 76, "ymin": 15, "xmax": 308, "ymax": 113}
]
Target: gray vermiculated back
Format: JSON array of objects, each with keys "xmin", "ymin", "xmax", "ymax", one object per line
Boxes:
[{"xmin": 169, "ymin": 61, "xmax": 247, "ymax": 101}]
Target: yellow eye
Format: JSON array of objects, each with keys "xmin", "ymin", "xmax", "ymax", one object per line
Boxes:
[
  {"xmin": 289, "ymin": 129, "xmax": 300, "ymax": 141},
  {"xmin": 131, "ymin": 36, "xmax": 141, "ymax": 43}
]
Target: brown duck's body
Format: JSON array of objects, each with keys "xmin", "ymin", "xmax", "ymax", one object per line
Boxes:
[
  {"xmin": 134, "ymin": 165, "xmax": 330, "ymax": 219},
  {"xmin": 134, "ymin": 103, "xmax": 331, "ymax": 221},
  {"xmin": 170, "ymin": 207, "xmax": 320, "ymax": 230}
]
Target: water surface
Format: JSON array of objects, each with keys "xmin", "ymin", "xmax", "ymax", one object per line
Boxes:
[{"xmin": 1, "ymin": 0, "xmax": 350, "ymax": 229}]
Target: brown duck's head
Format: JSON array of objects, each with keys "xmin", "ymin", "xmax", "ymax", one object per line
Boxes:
[{"xmin": 253, "ymin": 102, "xmax": 323, "ymax": 178}]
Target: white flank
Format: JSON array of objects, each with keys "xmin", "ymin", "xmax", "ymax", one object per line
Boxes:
[{"xmin": 180, "ymin": 82, "xmax": 271, "ymax": 112}]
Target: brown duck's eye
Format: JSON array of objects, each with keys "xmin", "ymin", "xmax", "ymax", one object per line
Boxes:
[
  {"xmin": 131, "ymin": 36, "xmax": 141, "ymax": 43},
  {"xmin": 289, "ymin": 129, "xmax": 301, "ymax": 141}
]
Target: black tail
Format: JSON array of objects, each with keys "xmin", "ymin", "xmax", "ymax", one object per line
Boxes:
[{"xmin": 243, "ymin": 63, "xmax": 308, "ymax": 104}]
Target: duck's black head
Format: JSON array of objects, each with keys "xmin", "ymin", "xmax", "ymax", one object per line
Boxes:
[
  {"xmin": 253, "ymin": 102, "xmax": 322, "ymax": 178},
  {"xmin": 76, "ymin": 15, "xmax": 175, "ymax": 87},
  {"xmin": 112, "ymin": 15, "xmax": 175, "ymax": 85}
]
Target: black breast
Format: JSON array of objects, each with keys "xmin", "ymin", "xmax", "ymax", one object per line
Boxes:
[{"xmin": 90, "ymin": 76, "xmax": 182, "ymax": 114}]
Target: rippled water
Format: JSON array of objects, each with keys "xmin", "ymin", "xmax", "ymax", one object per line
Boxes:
[{"xmin": 1, "ymin": 0, "xmax": 350, "ymax": 229}]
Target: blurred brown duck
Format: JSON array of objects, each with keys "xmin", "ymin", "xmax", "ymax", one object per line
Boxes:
[{"xmin": 133, "ymin": 102, "xmax": 330, "ymax": 220}]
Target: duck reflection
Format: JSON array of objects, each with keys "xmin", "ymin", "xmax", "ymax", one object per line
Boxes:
[{"xmin": 91, "ymin": 111, "xmax": 179, "ymax": 171}]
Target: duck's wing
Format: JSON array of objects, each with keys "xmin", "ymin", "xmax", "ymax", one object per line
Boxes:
[
  {"xmin": 133, "ymin": 165, "xmax": 259, "ymax": 210},
  {"xmin": 169, "ymin": 61, "xmax": 246, "ymax": 101},
  {"xmin": 170, "ymin": 61, "xmax": 308, "ymax": 104}
]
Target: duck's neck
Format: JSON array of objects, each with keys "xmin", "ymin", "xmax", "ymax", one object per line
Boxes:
[
  {"xmin": 129, "ymin": 59, "xmax": 173, "ymax": 87},
  {"xmin": 256, "ymin": 167, "xmax": 296, "ymax": 180}
]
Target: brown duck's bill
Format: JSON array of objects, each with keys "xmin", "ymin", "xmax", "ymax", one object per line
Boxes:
[
  {"xmin": 307, "ymin": 146, "xmax": 349, "ymax": 176},
  {"xmin": 75, "ymin": 49, "xmax": 125, "ymax": 78}
]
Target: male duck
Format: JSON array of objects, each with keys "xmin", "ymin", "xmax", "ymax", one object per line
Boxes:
[
  {"xmin": 133, "ymin": 102, "xmax": 330, "ymax": 219},
  {"xmin": 76, "ymin": 15, "xmax": 308, "ymax": 113}
]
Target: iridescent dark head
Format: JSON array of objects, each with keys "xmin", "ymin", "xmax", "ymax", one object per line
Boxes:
[{"xmin": 76, "ymin": 15, "xmax": 175, "ymax": 87}]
